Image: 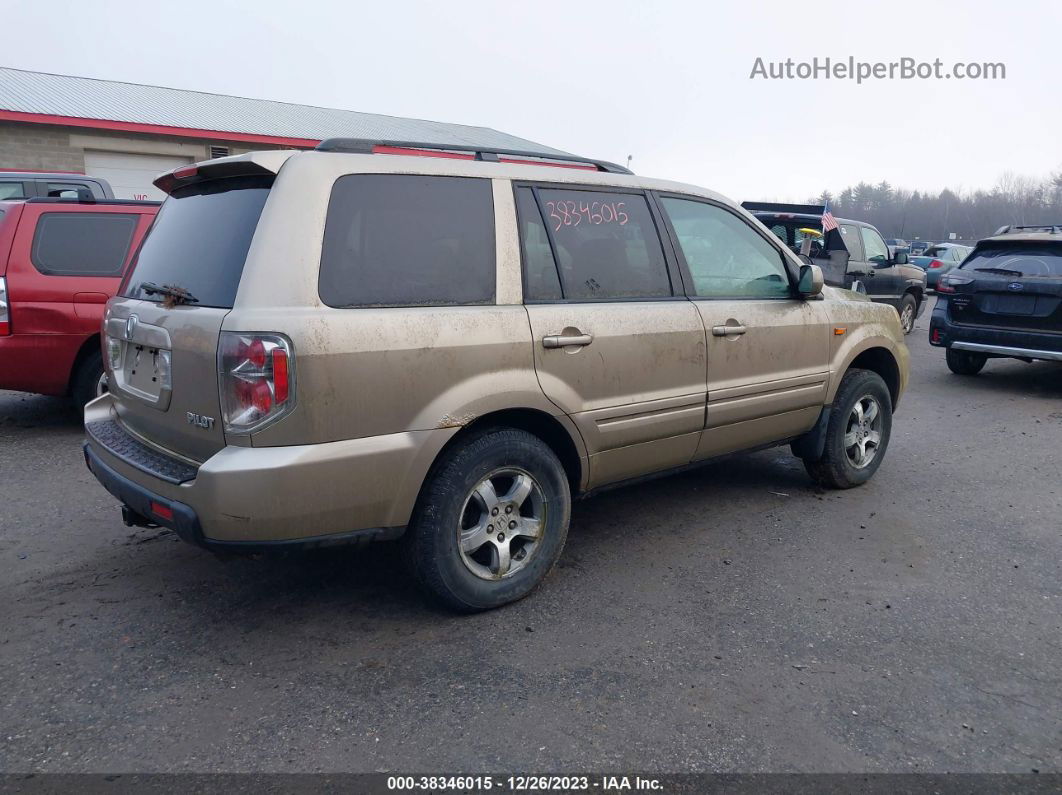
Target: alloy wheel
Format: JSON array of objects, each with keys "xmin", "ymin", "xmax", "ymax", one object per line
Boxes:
[
  {"xmin": 844, "ymin": 395, "xmax": 884, "ymax": 469},
  {"xmin": 457, "ymin": 467, "xmax": 547, "ymax": 580}
]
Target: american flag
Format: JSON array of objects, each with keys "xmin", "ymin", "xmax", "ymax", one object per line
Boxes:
[{"xmin": 821, "ymin": 200, "xmax": 838, "ymax": 233}]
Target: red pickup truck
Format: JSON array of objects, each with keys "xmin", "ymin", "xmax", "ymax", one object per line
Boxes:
[{"xmin": 0, "ymin": 197, "xmax": 159, "ymax": 404}]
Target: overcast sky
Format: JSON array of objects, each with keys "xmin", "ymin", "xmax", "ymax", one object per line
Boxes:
[{"xmin": 5, "ymin": 0, "xmax": 1059, "ymax": 201}]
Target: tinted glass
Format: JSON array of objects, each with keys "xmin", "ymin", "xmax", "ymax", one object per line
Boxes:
[
  {"xmin": 31, "ymin": 213, "xmax": 137, "ymax": 277},
  {"xmin": 515, "ymin": 187, "xmax": 562, "ymax": 301},
  {"xmin": 320, "ymin": 175, "xmax": 495, "ymax": 307},
  {"xmin": 46, "ymin": 183, "xmax": 83, "ymax": 198},
  {"xmin": 535, "ymin": 189, "xmax": 670, "ymax": 300},
  {"xmin": 860, "ymin": 226, "xmax": 890, "ymax": 263},
  {"xmin": 839, "ymin": 224, "xmax": 863, "ymax": 260},
  {"xmin": 122, "ymin": 176, "xmax": 271, "ymax": 309},
  {"xmin": 924, "ymin": 246, "xmax": 949, "ymax": 258},
  {"xmin": 960, "ymin": 246, "xmax": 1062, "ymax": 277},
  {"xmin": 0, "ymin": 182, "xmax": 26, "ymax": 200},
  {"xmin": 662, "ymin": 198, "xmax": 790, "ymax": 298}
]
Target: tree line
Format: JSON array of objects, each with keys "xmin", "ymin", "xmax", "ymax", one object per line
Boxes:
[{"xmin": 810, "ymin": 170, "xmax": 1062, "ymax": 243}]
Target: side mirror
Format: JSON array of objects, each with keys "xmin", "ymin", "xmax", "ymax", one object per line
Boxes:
[
  {"xmin": 893, "ymin": 251, "xmax": 909, "ymax": 265},
  {"xmin": 798, "ymin": 263, "xmax": 824, "ymax": 298}
]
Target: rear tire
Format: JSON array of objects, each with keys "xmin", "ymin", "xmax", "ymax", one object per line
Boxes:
[
  {"xmin": 803, "ymin": 369, "xmax": 893, "ymax": 489},
  {"xmin": 898, "ymin": 293, "xmax": 918, "ymax": 335},
  {"xmin": 72, "ymin": 350, "xmax": 107, "ymax": 407},
  {"xmin": 946, "ymin": 348, "xmax": 987, "ymax": 375},
  {"xmin": 405, "ymin": 427, "xmax": 571, "ymax": 612}
]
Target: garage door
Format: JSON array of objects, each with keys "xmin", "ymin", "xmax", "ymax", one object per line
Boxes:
[{"xmin": 83, "ymin": 151, "xmax": 193, "ymax": 201}]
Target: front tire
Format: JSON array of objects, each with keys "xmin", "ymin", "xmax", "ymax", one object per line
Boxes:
[
  {"xmin": 405, "ymin": 427, "xmax": 571, "ymax": 612},
  {"xmin": 803, "ymin": 369, "xmax": 893, "ymax": 489},
  {"xmin": 898, "ymin": 293, "xmax": 918, "ymax": 335},
  {"xmin": 946, "ymin": 348, "xmax": 987, "ymax": 375}
]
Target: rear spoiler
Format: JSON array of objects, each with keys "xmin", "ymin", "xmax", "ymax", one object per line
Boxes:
[
  {"xmin": 742, "ymin": 201, "xmax": 826, "ymax": 216},
  {"xmin": 154, "ymin": 150, "xmax": 295, "ymax": 195}
]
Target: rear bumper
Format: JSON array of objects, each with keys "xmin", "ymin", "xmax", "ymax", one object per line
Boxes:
[
  {"xmin": 951, "ymin": 341, "xmax": 1062, "ymax": 362},
  {"xmin": 83, "ymin": 394, "xmax": 457, "ymax": 545},
  {"xmin": 929, "ymin": 303, "xmax": 1062, "ymax": 361}
]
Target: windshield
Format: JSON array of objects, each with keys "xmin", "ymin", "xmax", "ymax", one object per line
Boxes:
[
  {"xmin": 121, "ymin": 176, "xmax": 272, "ymax": 308},
  {"xmin": 960, "ymin": 245, "xmax": 1062, "ymax": 277}
]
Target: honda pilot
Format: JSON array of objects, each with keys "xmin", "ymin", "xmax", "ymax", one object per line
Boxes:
[{"xmin": 83, "ymin": 141, "xmax": 910, "ymax": 611}]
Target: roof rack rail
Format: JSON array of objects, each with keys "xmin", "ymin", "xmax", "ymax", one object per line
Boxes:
[
  {"xmin": 26, "ymin": 196, "xmax": 162, "ymax": 206},
  {"xmin": 993, "ymin": 223, "xmax": 1062, "ymax": 235},
  {"xmin": 314, "ymin": 138, "xmax": 633, "ymax": 175}
]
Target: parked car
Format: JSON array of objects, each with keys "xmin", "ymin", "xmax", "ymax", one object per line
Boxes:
[
  {"xmin": 911, "ymin": 243, "xmax": 972, "ymax": 289},
  {"xmin": 884, "ymin": 238, "xmax": 910, "ymax": 258},
  {"xmin": 743, "ymin": 202, "xmax": 928, "ymax": 334},
  {"xmin": 83, "ymin": 142, "xmax": 909, "ymax": 611},
  {"xmin": 929, "ymin": 225, "xmax": 1062, "ymax": 374},
  {"xmin": 0, "ymin": 171, "xmax": 114, "ymax": 200},
  {"xmin": 0, "ymin": 197, "xmax": 159, "ymax": 404}
]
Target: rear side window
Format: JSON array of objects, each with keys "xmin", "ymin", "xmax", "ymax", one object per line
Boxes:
[
  {"xmin": 122, "ymin": 176, "xmax": 271, "ymax": 308},
  {"xmin": 523, "ymin": 187, "xmax": 671, "ymax": 301},
  {"xmin": 31, "ymin": 213, "xmax": 138, "ymax": 276},
  {"xmin": 320, "ymin": 175, "xmax": 495, "ymax": 307},
  {"xmin": 0, "ymin": 182, "xmax": 26, "ymax": 200},
  {"xmin": 516, "ymin": 187, "xmax": 562, "ymax": 301},
  {"xmin": 960, "ymin": 245, "xmax": 1062, "ymax": 277}
]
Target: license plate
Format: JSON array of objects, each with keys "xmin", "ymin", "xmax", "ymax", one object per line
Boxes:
[
  {"xmin": 982, "ymin": 294, "xmax": 1036, "ymax": 315},
  {"xmin": 123, "ymin": 343, "xmax": 165, "ymax": 400}
]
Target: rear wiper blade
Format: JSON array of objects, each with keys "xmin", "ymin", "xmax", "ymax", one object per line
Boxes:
[
  {"xmin": 973, "ymin": 267, "xmax": 1024, "ymax": 277},
  {"xmin": 139, "ymin": 281, "xmax": 200, "ymax": 306}
]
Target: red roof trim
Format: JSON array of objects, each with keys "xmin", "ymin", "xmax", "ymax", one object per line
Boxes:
[{"xmin": 0, "ymin": 110, "xmax": 321, "ymax": 148}]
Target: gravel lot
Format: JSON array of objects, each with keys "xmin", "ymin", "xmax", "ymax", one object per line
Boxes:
[{"xmin": 1, "ymin": 315, "xmax": 1059, "ymax": 773}]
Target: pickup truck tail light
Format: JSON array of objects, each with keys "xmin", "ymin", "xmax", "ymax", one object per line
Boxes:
[
  {"xmin": 218, "ymin": 332, "xmax": 295, "ymax": 433},
  {"xmin": 0, "ymin": 276, "xmax": 9, "ymax": 336}
]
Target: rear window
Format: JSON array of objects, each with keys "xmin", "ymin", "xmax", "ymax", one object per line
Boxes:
[
  {"xmin": 924, "ymin": 246, "xmax": 950, "ymax": 257},
  {"xmin": 960, "ymin": 245, "xmax": 1062, "ymax": 277},
  {"xmin": 122, "ymin": 176, "xmax": 271, "ymax": 308},
  {"xmin": 319, "ymin": 174, "xmax": 495, "ymax": 308},
  {"xmin": 31, "ymin": 213, "xmax": 138, "ymax": 276}
]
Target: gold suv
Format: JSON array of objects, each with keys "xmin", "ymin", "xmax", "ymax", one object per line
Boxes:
[{"xmin": 83, "ymin": 140, "xmax": 909, "ymax": 610}]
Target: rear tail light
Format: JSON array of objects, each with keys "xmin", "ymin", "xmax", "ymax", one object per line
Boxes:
[
  {"xmin": 931, "ymin": 327, "xmax": 942, "ymax": 343},
  {"xmin": 929, "ymin": 259, "xmax": 945, "ymax": 269},
  {"xmin": 936, "ymin": 274, "xmax": 973, "ymax": 294},
  {"xmin": 149, "ymin": 501, "xmax": 174, "ymax": 522},
  {"xmin": 0, "ymin": 276, "xmax": 9, "ymax": 336},
  {"xmin": 218, "ymin": 332, "xmax": 295, "ymax": 433}
]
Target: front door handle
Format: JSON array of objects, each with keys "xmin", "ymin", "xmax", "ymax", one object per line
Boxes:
[
  {"xmin": 711, "ymin": 324, "xmax": 747, "ymax": 337},
  {"xmin": 543, "ymin": 333, "xmax": 594, "ymax": 348}
]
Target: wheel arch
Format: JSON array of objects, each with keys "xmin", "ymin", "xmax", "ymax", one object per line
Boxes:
[
  {"xmin": 846, "ymin": 347, "xmax": 902, "ymax": 409},
  {"xmin": 422, "ymin": 407, "xmax": 587, "ymax": 498},
  {"xmin": 68, "ymin": 333, "xmax": 103, "ymax": 394}
]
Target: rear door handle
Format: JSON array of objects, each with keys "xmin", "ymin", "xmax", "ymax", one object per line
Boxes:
[
  {"xmin": 712, "ymin": 325, "xmax": 747, "ymax": 337},
  {"xmin": 543, "ymin": 333, "xmax": 594, "ymax": 348}
]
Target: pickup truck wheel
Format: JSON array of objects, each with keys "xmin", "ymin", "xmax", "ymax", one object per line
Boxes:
[
  {"xmin": 898, "ymin": 294, "xmax": 917, "ymax": 335},
  {"xmin": 405, "ymin": 427, "xmax": 570, "ymax": 612},
  {"xmin": 803, "ymin": 369, "xmax": 892, "ymax": 489},
  {"xmin": 946, "ymin": 348, "xmax": 987, "ymax": 375},
  {"xmin": 72, "ymin": 350, "xmax": 106, "ymax": 406}
]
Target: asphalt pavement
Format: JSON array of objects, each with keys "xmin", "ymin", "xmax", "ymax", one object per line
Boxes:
[{"xmin": 1, "ymin": 315, "xmax": 1059, "ymax": 773}]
